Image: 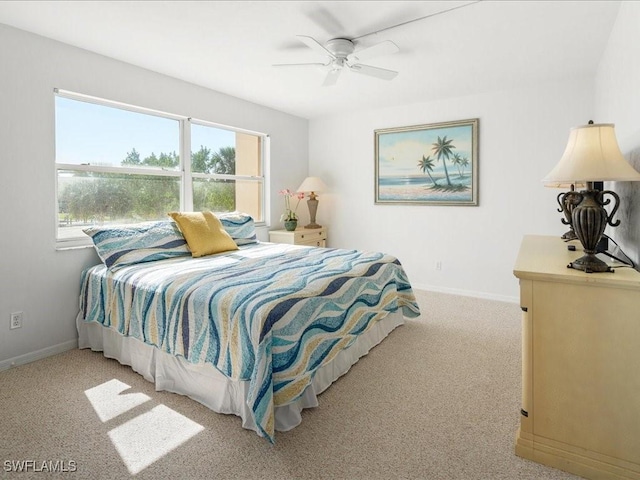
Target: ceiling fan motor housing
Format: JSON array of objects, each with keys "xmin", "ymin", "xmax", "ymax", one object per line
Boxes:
[{"xmin": 325, "ymin": 38, "xmax": 355, "ymax": 58}]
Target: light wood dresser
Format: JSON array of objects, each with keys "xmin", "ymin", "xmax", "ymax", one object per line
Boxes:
[{"xmin": 513, "ymin": 235, "xmax": 640, "ymax": 479}]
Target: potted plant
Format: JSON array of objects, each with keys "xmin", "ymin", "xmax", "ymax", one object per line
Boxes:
[{"xmin": 279, "ymin": 189, "xmax": 305, "ymax": 231}]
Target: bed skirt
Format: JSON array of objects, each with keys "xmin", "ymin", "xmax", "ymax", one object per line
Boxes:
[{"xmin": 76, "ymin": 311, "xmax": 404, "ymax": 436}]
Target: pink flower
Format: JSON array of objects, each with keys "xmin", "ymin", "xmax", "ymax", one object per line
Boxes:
[{"xmin": 279, "ymin": 188, "xmax": 305, "ymax": 221}]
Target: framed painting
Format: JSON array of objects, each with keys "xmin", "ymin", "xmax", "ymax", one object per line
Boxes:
[{"xmin": 374, "ymin": 118, "xmax": 479, "ymax": 206}]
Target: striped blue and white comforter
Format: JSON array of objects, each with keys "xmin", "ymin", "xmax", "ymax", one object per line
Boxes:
[{"xmin": 79, "ymin": 242, "xmax": 420, "ymax": 442}]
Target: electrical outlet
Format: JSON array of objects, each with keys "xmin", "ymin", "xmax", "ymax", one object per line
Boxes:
[
  {"xmin": 10, "ymin": 312, "xmax": 23, "ymax": 330},
  {"xmin": 435, "ymin": 261, "xmax": 442, "ymax": 271}
]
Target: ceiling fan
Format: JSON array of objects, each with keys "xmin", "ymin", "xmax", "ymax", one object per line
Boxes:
[
  {"xmin": 274, "ymin": 2, "xmax": 483, "ymax": 87},
  {"xmin": 273, "ymin": 35, "xmax": 400, "ymax": 87}
]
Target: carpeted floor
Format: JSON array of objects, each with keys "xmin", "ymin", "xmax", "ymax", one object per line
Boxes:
[{"xmin": 0, "ymin": 290, "xmax": 579, "ymax": 479}]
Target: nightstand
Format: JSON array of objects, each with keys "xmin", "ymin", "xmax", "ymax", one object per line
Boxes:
[{"xmin": 269, "ymin": 227, "xmax": 327, "ymax": 247}]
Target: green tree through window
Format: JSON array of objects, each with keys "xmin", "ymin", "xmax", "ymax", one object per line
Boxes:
[{"xmin": 59, "ymin": 147, "xmax": 236, "ymax": 225}]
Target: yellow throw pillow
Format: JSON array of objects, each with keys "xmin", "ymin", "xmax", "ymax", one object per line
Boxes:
[{"xmin": 168, "ymin": 211, "xmax": 239, "ymax": 258}]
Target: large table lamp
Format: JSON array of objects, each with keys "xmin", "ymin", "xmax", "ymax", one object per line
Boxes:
[
  {"xmin": 297, "ymin": 176, "xmax": 328, "ymax": 229},
  {"xmin": 543, "ymin": 122, "xmax": 640, "ymax": 273}
]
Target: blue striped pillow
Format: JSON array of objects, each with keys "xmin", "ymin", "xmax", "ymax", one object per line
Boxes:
[
  {"xmin": 218, "ymin": 212, "xmax": 258, "ymax": 246},
  {"xmin": 83, "ymin": 221, "xmax": 191, "ymax": 268}
]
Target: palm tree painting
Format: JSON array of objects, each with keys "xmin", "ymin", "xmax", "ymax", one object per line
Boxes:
[
  {"xmin": 460, "ymin": 156, "xmax": 470, "ymax": 176},
  {"xmin": 417, "ymin": 155, "xmax": 437, "ymax": 185},
  {"xmin": 375, "ymin": 118, "xmax": 478, "ymax": 205},
  {"xmin": 451, "ymin": 153, "xmax": 464, "ymax": 177},
  {"xmin": 432, "ymin": 135, "xmax": 455, "ymax": 185}
]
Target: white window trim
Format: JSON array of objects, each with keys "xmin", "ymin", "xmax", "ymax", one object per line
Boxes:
[{"xmin": 54, "ymin": 90, "xmax": 268, "ymax": 250}]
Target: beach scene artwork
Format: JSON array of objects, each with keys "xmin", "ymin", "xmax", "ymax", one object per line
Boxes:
[{"xmin": 375, "ymin": 118, "xmax": 478, "ymax": 205}]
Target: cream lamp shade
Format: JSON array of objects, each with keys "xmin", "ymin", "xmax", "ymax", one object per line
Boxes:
[
  {"xmin": 543, "ymin": 123, "xmax": 640, "ymax": 183},
  {"xmin": 297, "ymin": 176, "xmax": 328, "ymax": 193}
]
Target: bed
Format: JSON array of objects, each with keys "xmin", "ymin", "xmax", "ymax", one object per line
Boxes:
[{"xmin": 76, "ymin": 212, "xmax": 420, "ymax": 442}]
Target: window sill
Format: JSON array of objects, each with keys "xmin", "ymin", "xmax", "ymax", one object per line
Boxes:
[{"xmin": 56, "ymin": 242, "xmax": 94, "ymax": 251}]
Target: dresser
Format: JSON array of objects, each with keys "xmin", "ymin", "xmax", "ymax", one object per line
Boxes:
[
  {"xmin": 513, "ymin": 235, "xmax": 640, "ymax": 480},
  {"xmin": 269, "ymin": 227, "xmax": 327, "ymax": 247}
]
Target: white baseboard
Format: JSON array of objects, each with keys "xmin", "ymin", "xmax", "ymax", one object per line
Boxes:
[
  {"xmin": 0, "ymin": 339, "xmax": 78, "ymax": 372},
  {"xmin": 412, "ymin": 283, "xmax": 519, "ymax": 305}
]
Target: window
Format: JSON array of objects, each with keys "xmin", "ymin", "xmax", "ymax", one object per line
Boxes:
[
  {"xmin": 190, "ymin": 122, "xmax": 263, "ymax": 221},
  {"xmin": 55, "ymin": 91, "xmax": 266, "ymax": 247}
]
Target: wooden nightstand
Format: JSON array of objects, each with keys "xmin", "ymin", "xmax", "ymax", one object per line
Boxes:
[{"xmin": 269, "ymin": 227, "xmax": 327, "ymax": 247}]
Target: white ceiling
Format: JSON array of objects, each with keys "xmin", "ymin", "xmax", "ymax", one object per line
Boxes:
[{"xmin": 0, "ymin": 1, "xmax": 621, "ymax": 119}]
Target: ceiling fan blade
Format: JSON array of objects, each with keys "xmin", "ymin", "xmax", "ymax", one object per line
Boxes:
[
  {"xmin": 348, "ymin": 63, "xmax": 398, "ymax": 81},
  {"xmin": 348, "ymin": 40, "xmax": 399, "ymax": 63},
  {"xmin": 297, "ymin": 35, "xmax": 335, "ymax": 59},
  {"xmin": 273, "ymin": 62, "xmax": 328, "ymax": 68},
  {"xmin": 323, "ymin": 68, "xmax": 342, "ymax": 87},
  {"xmin": 302, "ymin": 5, "xmax": 346, "ymax": 38}
]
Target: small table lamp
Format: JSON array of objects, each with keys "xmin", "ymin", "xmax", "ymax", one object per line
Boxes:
[
  {"xmin": 297, "ymin": 176, "xmax": 328, "ymax": 229},
  {"xmin": 543, "ymin": 182, "xmax": 586, "ymax": 241},
  {"xmin": 543, "ymin": 122, "xmax": 640, "ymax": 273}
]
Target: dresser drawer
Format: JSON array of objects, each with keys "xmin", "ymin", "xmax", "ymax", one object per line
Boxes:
[
  {"xmin": 298, "ymin": 238, "xmax": 326, "ymax": 247},
  {"xmin": 292, "ymin": 229, "xmax": 326, "ymax": 244},
  {"xmin": 269, "ymin": 227, "xmax": 328, "ymax": 247}
]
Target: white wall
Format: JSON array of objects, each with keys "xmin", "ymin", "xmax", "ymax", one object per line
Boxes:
[
  {"xmin": 309, "ymin": 79, "xmax": 594, "ymax": 301},
  {"xmin": 0, "ymin": 24, "xmax": 308, "ymax": 368},
  {"xmin": 594, "ymin": 1, "xmax": 640, "ymax": 266}
]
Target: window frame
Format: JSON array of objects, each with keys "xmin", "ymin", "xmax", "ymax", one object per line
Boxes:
[{"xmin": 54, "ymin": 89, "xmax": 267, "ymax": 249}]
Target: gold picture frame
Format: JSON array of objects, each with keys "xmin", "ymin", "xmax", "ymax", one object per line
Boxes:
[{"xmin": 374, "ymin": 118, "xmax": 479, "ymax": 206}]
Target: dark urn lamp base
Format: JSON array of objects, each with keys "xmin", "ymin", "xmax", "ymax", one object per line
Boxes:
[
  {"xmin": 568, "ymin": 253, "xmax": 613, "ymax": 273},
  {"xmin": 566, "ymin": 184, "xmax": 620, "ymax": 274}
]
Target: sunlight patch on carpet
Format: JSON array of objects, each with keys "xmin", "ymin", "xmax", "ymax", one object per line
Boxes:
[
  {"xmin": 84, "ymin": 379, "xmax": 151, "ymax": 422},
  {"xmin": 85, "ymin": 379, "xmax": 204, "ymax": 474},
  {"xmin": 108, "ymin": 405, "xmax": 204, "ymax": 475}
]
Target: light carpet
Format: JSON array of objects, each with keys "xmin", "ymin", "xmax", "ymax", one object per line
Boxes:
[{"xmin": 0, "ymin": 290, "xmax": 579, "ymax": 479}]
